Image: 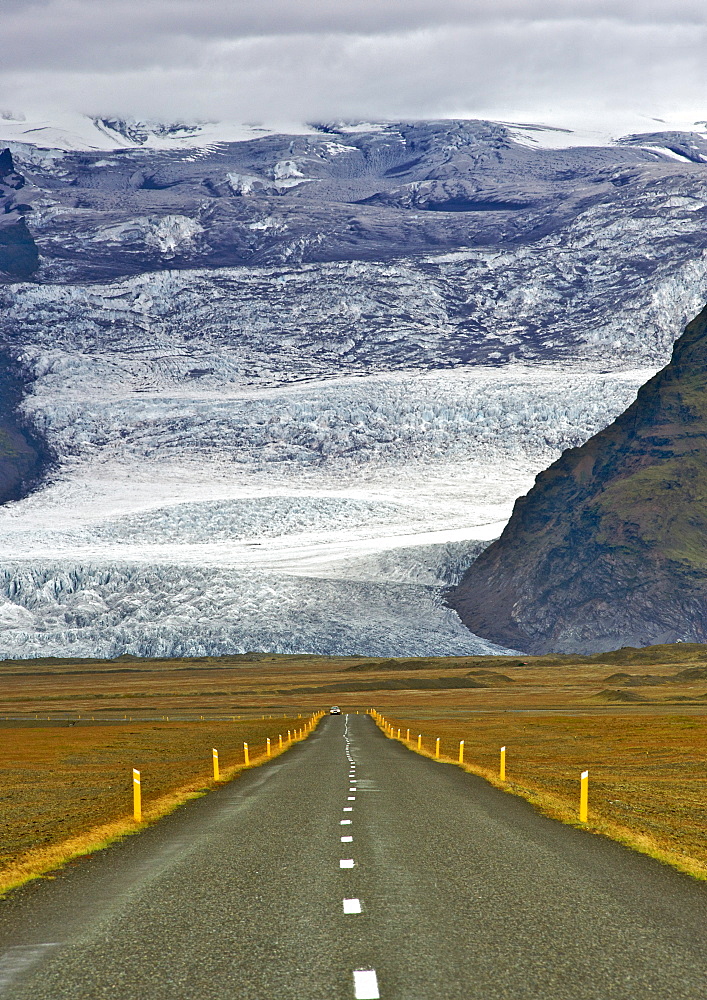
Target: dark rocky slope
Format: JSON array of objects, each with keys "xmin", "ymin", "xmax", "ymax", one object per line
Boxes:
[
  {"xmin": 0, "ymin": 150, "xmax": 45, "ymax": 499},
  {"xmin": 449, "ymin": 302, "xmax": 707, "ymax": 653},
  {"xmin": 0, "ymin": 364, "xmax": 47, "ymax": 504},
  {"xmin": 0, "ymin": 149, "xmax": 38, "ymax": 280}
]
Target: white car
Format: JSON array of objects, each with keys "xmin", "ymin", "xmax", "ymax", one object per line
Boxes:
[{"xmin": 329, "ymin": 705, "xmax": 342, "ymax": 715}]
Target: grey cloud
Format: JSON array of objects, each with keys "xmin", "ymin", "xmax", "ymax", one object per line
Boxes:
[{"xmin": 1, "ymin": 1, "xmax": 705, "ymax": 124}]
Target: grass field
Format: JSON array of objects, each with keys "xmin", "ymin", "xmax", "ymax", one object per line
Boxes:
[
  {"xmin": 1, "ymin": 641, "xmax": 707, "ymax": 891},
  {"xmin": 0, "ymin": 715, "xmax": 312, "ymax": 895}
]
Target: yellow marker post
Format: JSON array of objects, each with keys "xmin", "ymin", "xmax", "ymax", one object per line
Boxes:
[
  {"xmin": 133, "ymin": 768, "xmax": 141, "ymax": 822},
  {"xmin": 417, "ymin": 734, "xmax": 422, "ymax": 750},
  {"xmin": 435, "ymin": 738, "xmax": 440, "ymax": 759},
  {"xmin": 287, "ymin": 729, "xmax": 291, "ymax": 743},
  {"xmin": 500, "ymin": 746, "xmax": 506, "ymax": 782},
  {"xmin": 406, "ymin": 728, "xmax": 410, "ymax": 742},
  {"xmin": 279, "ymin": 734, "xmax": 283, "ymax": 749},
  {"xmin": 213, "ymin": 748, "xmax": 220, "ymax": 781},
  {"xmin": 397, "ymin": 728, "xmax": 400, "ymax": 739},
  {"xmin": 266, "ymin": 738, "xmax": 271, "ymax": 756},
  {"xmin": 459, "ymin": 740, "xmax": 465, "ymax": 764},
  {"xmin": 580, "ymin": 770, "xmax": 589, "ymax": 823},
  {"xmin": 244, "ymin": 742, "xmax": 250, "ymax": 766}
]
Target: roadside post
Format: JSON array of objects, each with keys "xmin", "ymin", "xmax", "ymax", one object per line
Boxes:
[
  {"xmin": 580, "ymin": 770, "xmax": 589, "ymax": 823},
  {"xmin": 435, "ymin": 738, "xmax": 440, "ymax": 759},
  {"xmin": 459, "ymin": 740, "xmax": 464, "ymax": 763},
  {"xmin": 133, "ymin": 768, "xmax": 141, "ymax": 822},
  {"xmin": 244, "ymin": 743, "xmax": 250, "ymax": 766},
  {"xmin": 417, "ymin": 734, "xmax": 422, "ymax": 750},
  {"xmin": 212, "ymin": 748, "xmax": 219, "ymax": 781},
  {"xmin": 266, "ymin": 738, "xmax": 271, "ymax": 756},
  {"xmin": 500, "ymin": 746, "xmax": 506, "ymax": 782}
]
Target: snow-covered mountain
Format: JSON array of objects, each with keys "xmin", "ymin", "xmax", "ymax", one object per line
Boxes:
[
  {"xmin": 0, "ymin": 117, "xmax": 706, "ymax": 658},
  {"xmin": 0, "ymin": 111, "xmax": 322, "ymax": 152},
  {"xmin": 2, "ymin": 109, "xmax": 706, "ymax": 154}
]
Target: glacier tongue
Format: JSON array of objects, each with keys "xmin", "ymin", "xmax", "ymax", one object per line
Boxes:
[
  {"xmin": 0, "ymin": 364, "xmax": 650, "ymax": 658},
  {"xmin": 0, "ymin": 562, "xmax": 512, "ymax": 659},
  {"xmin": 2, "ymin": 117, "xmax": 707, "ymax": 658}
]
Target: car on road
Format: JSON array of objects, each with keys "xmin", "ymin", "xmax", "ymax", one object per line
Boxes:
[{"xmin": 329, "ymin": 706, "xmax": 342, "ymax": 715}]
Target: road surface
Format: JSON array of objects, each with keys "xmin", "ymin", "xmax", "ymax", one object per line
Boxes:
[{"xmin": 0, "ymin": 713, "xmax": 705, "ymax": 998}]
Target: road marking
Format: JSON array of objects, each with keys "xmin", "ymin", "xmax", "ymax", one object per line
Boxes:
[
  {"xmin": 340, "ymin": 859, "xmax": 355, "ymax": 868},
  {"xmin": 349, "ymin": 786, "xmax": 356, "ymax": 790},
  {"xmin": 341, "ymin": 835, "xmax": 353, "ymax": 842},
  {"xmin": 353, "ymin": 968, "xmax": 380, "ymax": 998},
  {"xmin": 343, "ymin": 898, "xmax": 362, "ymax": 914},
  {"xmin": 347, "ymin": 796, "xmax": 356, "ymax": 800},
  {"xmin": 343, "ymin": 806, "xmax": 353, "ymax": 811},
  {"xmin": 340, "ymin": 819, "xmax": 352, "ymax": 825}
]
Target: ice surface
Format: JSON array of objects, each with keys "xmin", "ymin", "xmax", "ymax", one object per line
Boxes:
[
  {"xmin": 0, "ymin": 360, "xmax": 650, "ymax": 658},
  {"xmin": 0, "ymin": 112, "xmax": 320, "ymax": 152}
]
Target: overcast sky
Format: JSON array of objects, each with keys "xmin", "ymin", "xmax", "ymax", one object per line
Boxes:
[{"xmin": 2, "ymin": 0, "xmax": 706, "ymax": 125}]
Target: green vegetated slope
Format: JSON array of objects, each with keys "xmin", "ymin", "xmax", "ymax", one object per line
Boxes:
[{"xmin": 449, "ymin": 302, "xmax": 707, "ymax": 654}]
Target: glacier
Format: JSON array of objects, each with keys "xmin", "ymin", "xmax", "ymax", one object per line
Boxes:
[{"xmin": 1, "ymin": 117, "xmax": 707, "ymax": 657}]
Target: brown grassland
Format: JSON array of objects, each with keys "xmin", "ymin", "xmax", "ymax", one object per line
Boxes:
[
  {"xmin": 1, "ymin": 641, "xmax": 706, "ymax": 891},
  {"xmin": 0, "ymin": 715, "xmax": 313, "ymax": 896}
]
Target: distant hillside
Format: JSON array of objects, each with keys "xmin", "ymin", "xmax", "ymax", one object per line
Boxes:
[
  {"xmin": 0, "ymin": 149, "xmax": 38, "ymax": 280},
  {"xmin": 449, "ymin": 302, "xmax": 707, "ymax": 653}
]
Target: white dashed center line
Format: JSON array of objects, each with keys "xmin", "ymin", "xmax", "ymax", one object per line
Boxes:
[
  {"xmin": 340, "ymin": 819, "xmax": 352, "ymax": 825},
  {"xmin": 347, "ymin": 796, "xmax": 356, "ymax": 800},
  {"xmin": 343, "ymin": 898, "xmax": 362, "ymax": 914},
  {"xmin": 340, "ymin": 859, "xmax": 355, "ymax": 868},
  {"xmin": 341, "ymin": 835, "xmax": 353, "ymax": 842},
  {"xmin": 353, "ymin": 968, "xmax": 380, "ymax": 999},
  {"xmin": 343, "ymin": 807, "xmax": 353, "ymax": 812}
]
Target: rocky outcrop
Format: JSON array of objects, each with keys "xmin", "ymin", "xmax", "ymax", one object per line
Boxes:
[
  {"xmin": 449, "ymin": 303, "xmax": 707, "ymax": 653},
  {"xmin": 0, "ymin": 363, "xmax": 47, "ymax": 503},
  {"xmin": 0, "ymin": 148, "xmax": 38, "ymax": 280},
  {"xmin": 0, "ymin": 149, "xmax": 45, "ymax": 496}
]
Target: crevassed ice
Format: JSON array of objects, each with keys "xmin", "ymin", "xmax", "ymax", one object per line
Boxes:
[{"xmin": 0, "ymin": 362, "xmax": 652, "ymax": 658}]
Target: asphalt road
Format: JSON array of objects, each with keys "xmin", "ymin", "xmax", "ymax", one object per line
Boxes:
[{"xmin": 0, "ymin": 714, "xmax": 705, "ymax": 999}]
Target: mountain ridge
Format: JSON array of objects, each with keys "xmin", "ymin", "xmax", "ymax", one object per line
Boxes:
[{"xmin": 449, "ymin": 303, "xmax": 707, "ymax": 653}]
